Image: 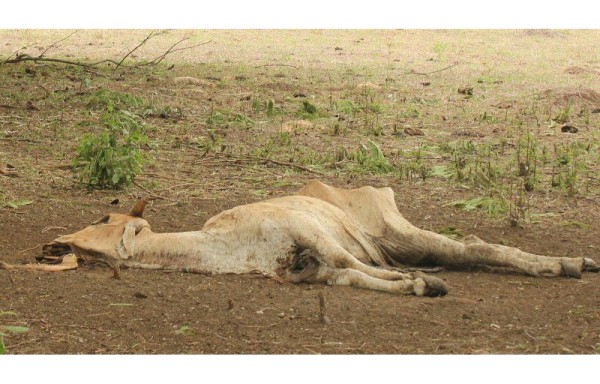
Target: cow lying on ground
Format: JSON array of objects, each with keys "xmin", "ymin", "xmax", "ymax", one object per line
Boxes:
[{"xmin": 2, "ymin": 180, "xmax": 598, "ymax": 296}]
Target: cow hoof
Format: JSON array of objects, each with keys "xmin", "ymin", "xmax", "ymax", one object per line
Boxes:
[
  {"xmin": 414, "ymin": 276, "xmax": 448, "ymax": 297},
  {"xmin": 560, "ymin": 261, "xmax": 582, "ymax": 279},
  {"xmin": 583, "ymin": 258, "xmax": 600, "ymax": 273}
]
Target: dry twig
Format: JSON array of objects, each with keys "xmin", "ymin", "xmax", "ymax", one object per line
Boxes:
[
  {"xmin": 405, "ymin": 63, "xmax": 460, "ymax": 77},
  {"xmin": 132, "ymin": 180, "xmax": 178, "ymax": 202},
  {"xmin": 38, "ymin": 30, "xmax": 80, "ymax": 58},
  {"xmin": 318, "ymin": 291, "xmax": 331, "ymax": 325},
  {"xmin": 115, "ymin": 30, "xmax": 162, "ymax": 70}
]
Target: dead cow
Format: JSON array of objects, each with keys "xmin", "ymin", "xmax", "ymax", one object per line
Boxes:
[{"xmin": 5, "ymin": 180, "xmax": 598, "ymax": 297}]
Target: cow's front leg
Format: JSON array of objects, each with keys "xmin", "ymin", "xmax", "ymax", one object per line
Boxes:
[{"xmin": 283, "ymin": 250, "xmax": 448, "ymax": 296}]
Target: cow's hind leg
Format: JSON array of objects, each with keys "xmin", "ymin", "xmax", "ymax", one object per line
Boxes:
[
  {"xmin": 399, "ymin": 229, "xmax": 588, "ymax": 278},
  {"xmin": 463, "ymin": 235, "xmax": 599, "ymax": 274}
]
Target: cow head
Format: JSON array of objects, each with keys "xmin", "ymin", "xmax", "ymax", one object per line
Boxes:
[{"xmin": 42, "ymin": 199, "xmax": 151, "ymax": 269}]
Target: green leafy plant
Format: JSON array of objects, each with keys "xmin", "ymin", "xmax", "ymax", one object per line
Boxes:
[
  {"xmin": 73, "ymin": 109, "xmax": 148, "ymax": 189},
  {"xmin": 3, "ymin": 199, "xmax": 33, "ymax": 209},
  {"xmin": 447, "ymin": 196, "xmax": 508, "ymax": 216}
]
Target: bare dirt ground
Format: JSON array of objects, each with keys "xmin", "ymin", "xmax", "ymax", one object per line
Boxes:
[{"xmin": 1, "ymin": 30, "xmax": 599, "ymax": 354}]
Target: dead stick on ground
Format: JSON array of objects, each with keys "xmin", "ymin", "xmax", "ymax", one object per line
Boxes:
[
  {"xmin": 405, "ymin": 63, "xmax": 460, "ymax": 77},
  {"xmin": 318, "ymin": 291, "xmax": 331, "ymax": 325},
  {"xmin": 255, "ymin": 63, "xmax": 299, "ymax": 69},
  {"xmin": 6, "ymin": 270, "xmax": 15, "ymax": 284},
  {"xmin": 303, "ymin": 346, "xmax": 320, "ymax": 354},
  {"xmin": 258, "ymin": 157, "xmax": 325, "ymax": 176},
  {"xmin": 17, "ymin": 243, "xmax": 45, "ymax": 255}
]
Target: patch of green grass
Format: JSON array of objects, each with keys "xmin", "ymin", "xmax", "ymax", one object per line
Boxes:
[
  {"xmin": 174, "ymin": 325, "xmax": 194, "ymax": 335},
  {"xmin": 3, "ymin": 199, "xmax": 33, "ymax": 209},
  {"xmin": 560, "ymin": 220, "xmax": 592, "ymax": 230},
  {"xmin": 207, "ymin": 109, "xmax": 254, "ymax": 129},
  {"xmin": 447, "ymin": 196, "xmax": 508, "ymax": 216},
  {"xmin": 301, "ymin": 100, "xmax": 318, "ymax": 115},
  {"xmin": 87, "ymin": 89, "xmax": 144, "ymax": 111},
  {"xmin": 350, "ymin": 140, "xmax": 394, "ymax": 174},
  {"xmin": 334, "ymin": 99, "xmax": 355, "ymax": 115},
  {"xmin": 431, "ymin": 165, "xmax": 455, "ymax": 179}
]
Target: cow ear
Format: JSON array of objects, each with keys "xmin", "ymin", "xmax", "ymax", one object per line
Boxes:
[
  {"xmin": 129, "ymin": 198, "xmax": 148, "ymax": 218},
  {"xmin": 118, "ymin": 223, "xmax": 137, "ymax": 259}
]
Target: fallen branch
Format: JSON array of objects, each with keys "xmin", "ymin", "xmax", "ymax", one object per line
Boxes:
[
  {"xmin": 38, "ymin": 30, "xmax": 80, "ymax": 58},
  {"xmin": 1, "ymin": 32, "xmax": 211, "ymax": 70},
  {"xmin": 148, "ymin": 38, "xmax": 212, "ymax": 66},
  {"xmin": 2, "ymin": 54, "xmax": 119, "ymax": 68}
]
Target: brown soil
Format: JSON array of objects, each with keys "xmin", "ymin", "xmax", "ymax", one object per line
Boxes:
[
  {"xmin": 2, "ymin": 192, "xmax": 600, "ymax": 354},
  {"xmin": 1, "ymin": 30, "xmax": 599, "ymax": 354}
]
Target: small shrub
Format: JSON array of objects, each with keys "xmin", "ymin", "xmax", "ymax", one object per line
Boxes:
[{"xmin": 73, "ymin": 109, "xmax": 147, "ymax": 189}]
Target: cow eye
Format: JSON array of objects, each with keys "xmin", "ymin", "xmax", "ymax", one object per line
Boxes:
[{"xmin": 92, "ymin": 215, "xmax": 110, "ymax": 225}]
